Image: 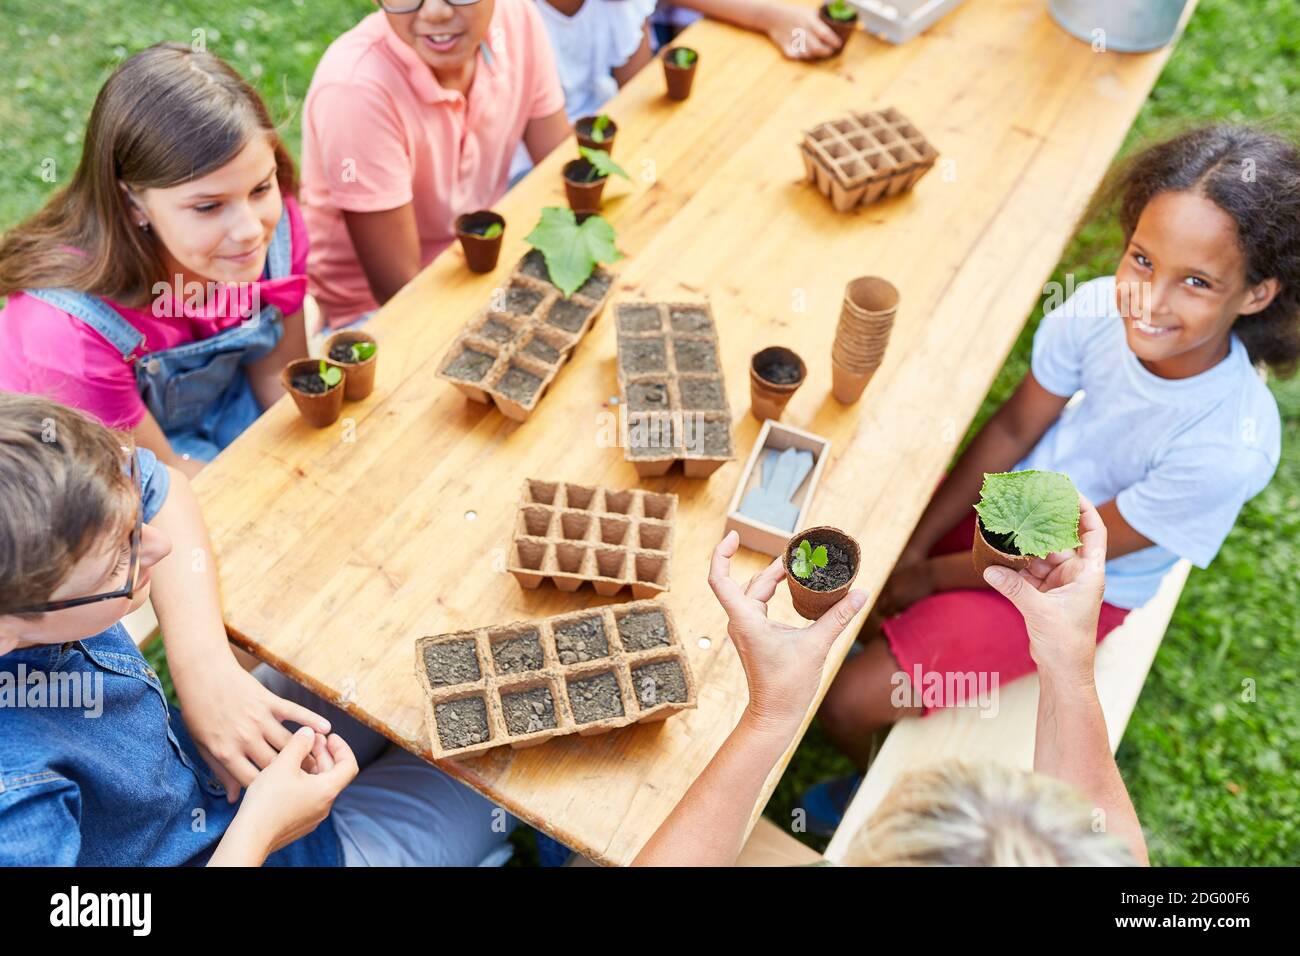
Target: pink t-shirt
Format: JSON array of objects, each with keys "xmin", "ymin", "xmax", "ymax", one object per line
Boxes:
[
  {"xmin": 0, "ymin": 197, "xmax": 309, "ymax": 431},
  {"xmin": 300, "ymin": 4, "xmax": 566, "ymax": 327}
]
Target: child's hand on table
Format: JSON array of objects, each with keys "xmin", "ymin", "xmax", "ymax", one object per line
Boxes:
[
  {"xmin": 758, "ymin": 3, "xmax": 845, "ymax": 59},
  {"xmin": 211, "ymin": 726, "xmax": 357, "ymax": 865},
  {"xmin": 180, "ymin": 660, "xmax": 333, "ymax": 802},
  {"xmin": 708, "ymin": 530, "xmax": 868, "ymax": 731}
]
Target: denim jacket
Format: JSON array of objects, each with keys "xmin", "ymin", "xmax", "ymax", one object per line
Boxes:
[{"xmin": 0, "ymin": 449, "xmax": 339, "ymax": 866}]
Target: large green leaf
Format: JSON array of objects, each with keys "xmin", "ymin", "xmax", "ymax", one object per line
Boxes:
[
  {"xmin": 974, "ymin": 470, "xmax": 1081, "ymax": 558},
  {"xmin": 524, "ymin": 207, "xmax": 624, "ymax": 297},
  {"xmin": 578, "ymin": 145, "xmax": 630, "ymax": 181}
]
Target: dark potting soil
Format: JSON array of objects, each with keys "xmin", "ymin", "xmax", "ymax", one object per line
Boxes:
[
  {"xmin": 668, "ymin": 306, "xmax": 712, "ymax": 334},
  {"xmin": 979, "ymin": 518, "xmax": 1021, "ymax": 555},
  {"xmin": 626, "ymin": 415, "xmax": 675, "ymax": 458},
  {"xmin": 576, "ymin": 117, "xmax": 616, "ymax": 141},
  {"xmin": 622, "ymin": 338, "xmax": 667, "ymax": 374},
  {"xmin": 435, "ymin": 695, "xmax": 490, "ymax": 750},
  {"xmin": 498, "ymin": 365, "xmax": 543, "ymax": 403},
  {"xmin": 547, "ymin": 298, "xmax": 591, "ymax": 333},
  {"xmin": 576, "ymin": 269, "xmax": 612, "ymax": 300},
  {"xmin": 520, "ymin": 249, "xmax": 552, "ymax": 283},
  {"xmin": 616, "ymin": 609, "xmax": 670, "ymax": 652},
  {"xmin": 423, "ymin": 639, "xmax": 482, "ymax": 688},
  {"xmin": 327, "ymin": 341, "xmax": 369, "ymax": 365},
  {"xmin": 627, "ymin": 380, "xmax": 670, "ymax": 411},
  {"xmin": 444, "ymin": 346, "xmax": 495, "ymax": 383},
  {"xmin": 565, "ymin": 158, "xmax": 604, "ymax": 184},
  {"xmin": 672, "ymin": 337, "xmax": 718, "ymax": 373},
  {"xmin": 790, "ymin": 537, "xmax": 855, "ymax": 591},
  {"xmin": 690, "ymin": 418, "xmax": 731, "ymax": 457},
  {"xmin": 567, "ymin": 671, "xmax": 624, "ymax": 724},
  {"xmin": 491, "ymin": 629, "xmax": 544, "ymax": 675},
  {"xmin": 618, "ymin": 305, "xmax": 662, "ymax": 334},
  {"xmin": 501, "ymin": 685, "xmax": 557, "ymax": 735},
  {"xmin": 554, "ymin": 616, "xmax": 610, "ymax": 664},
  {"xmin": 504, "ymin": 284, "xmax": 545, "ymax": 316},
  {"xmin": 479, "ymin": 318, "xmax": 517, "ymax": 344},
  {"xmin": 521, "ymin": 336, "xmax": 561, "ymax": 365},
  {"xmin": 632, "ymin": 660, "xmax": 687, "ymax": 708},
  {"xmin": 290, "ymin": 372, "xmax": 332, "ymax": 395},
  {"xmin": 460, "ymin": 217, "xmax": 500, "ymax": 237},
  {"xmin": 755, "ymin": 354, "xmax": 803, "ymax": 385},
  {"xmin": 679, "ymin": 376, "xmax": 726, "ymax": 410}
]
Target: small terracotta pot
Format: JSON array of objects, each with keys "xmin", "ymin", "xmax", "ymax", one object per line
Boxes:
[
  {"xmin": 784, "ymin": 525, "xmax": 861, "ymax": 620},
  {"xmin": 324, "ymin": 330, "xmax": 378, "ymax": 401},
  {"xmin": 819, "ymin": 4, "xmax": 857, "ymax": 55},
  {"xmin": 454, "ymin": 210, "xmax": 505, "ymax": 273},
  {"xmin": 971, "ymin": 517, "xmax": 1033, "ymax": 577},
  {"xmin": 563, "ymin": 159, "xmax": 606, "ymax": 214},
  {"xmin": 663, "ymin": 47, "xmax": 699, "ymax": 101},
  {"xmin": 831, "ymin": 359, "xmax": 875, "ymax": 403},
  {"xmin": 749, "ymin": 346, "xmax": 807, "ymax": 421},
  {"xmin": 843, "ymin": 276, "xmax": 900, "ymax": 318},
  {"xmin": 282, "ymin": 358, "xmax": 346, "ymax": 428},
  {"xmin": 575, "ymin": 115, "xmax": 618, "ymax": 154}
]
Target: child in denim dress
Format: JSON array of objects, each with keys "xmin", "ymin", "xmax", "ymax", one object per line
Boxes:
[{"xmin": 0, "ymin": 395, "xmax": 513, "ymax": 866}]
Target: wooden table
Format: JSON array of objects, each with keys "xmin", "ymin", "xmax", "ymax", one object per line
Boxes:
[{"xmin": 194, "ymin": 0, "xmax": 1187, "ymax": 865}]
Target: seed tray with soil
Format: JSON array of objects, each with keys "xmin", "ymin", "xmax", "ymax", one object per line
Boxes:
[
  {"xmin": 506, "ymin": 479, "xmax": 676, "ymax": 597},
  {"xmin": 800, "ymin": 107, "xmax": 939, "ymax": 212},
  {"xmin": 614, "ymin": 302, "xmax": 735, "ymax": 478},
  {"xmin": 435, "ymin": 252, "xmax": 615, "ymax": 420},
  {"xmin": 413, "ymin": 600, "xmax": 696, "ymax": 758}
]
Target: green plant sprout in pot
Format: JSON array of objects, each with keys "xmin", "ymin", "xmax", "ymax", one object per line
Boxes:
[
  {"xmin": 325, "ymin": 331, "xmax": 380, "ymax": 401},
  {"xmin": 972, "ymin": 469, "xmax": 1082, "ymax": 575},
  {"xmin": 819, "ymin": 0, "xmax": 858, "ymax": 53},
  {"xmin": 576, "ymin": 113, "xmax": 618, "ymax": 153},
  {"xmin": 524, "ymin": 206, "xmax": 624, "ymax": 299},
  {"xmin": 562, "ymin": 147, "xmax": 630, "ymax": 214},
  {"xmin": 281, "ymin": 357, "xmax": 347, "ymax": 428},
  {"xmin": 663, "ymin": 47, "xmax": 700, "ymax": 101},
  {"xmin": 783, "ymin": 525, "xmax": 861, "ymax": 620}
]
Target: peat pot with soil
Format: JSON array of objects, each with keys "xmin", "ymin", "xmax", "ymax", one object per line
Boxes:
[
  {"xmin": 820, "ymin": 0, "xmax": 859, "ymax": 52},
  {"xmin": 784, "ymin": 525, "xmax": 861, "ymax": 620},
  {"xmin": 563, "ymin": 146, "xmax": 629, "ymax": 215},
  {"xmin": 281, "ymin": 358, "xmax": 346, "ymax": 428},
  {"xmin": 454, "ymin": 210, "xmax": 506, "ymax": 273},
  {"xmin": 663, "ymin": 46, "xmax": 699, "ymax": 101},
  {"xmin": 750, "ymin": 346, "xmax": 807, "ymax": 421},
  {"xmin": 324, "ymin": 330, "xmax": 378, "ymax": 401},
  {"xmin": 971, "ymin": 469, "xmax": 1082, "ymax": 576},
  {"xmin": 575, "ymin": 113, "xmax": 618, "ymax": 153}
]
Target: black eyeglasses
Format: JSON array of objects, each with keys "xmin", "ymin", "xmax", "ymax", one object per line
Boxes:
[
  {"xmin": 378, "ymin": 0, "xmax": 483, "ymax": 12},
  {"xmin": 10, "ymin": 450, "xmax": 143, "ymax": 615}
]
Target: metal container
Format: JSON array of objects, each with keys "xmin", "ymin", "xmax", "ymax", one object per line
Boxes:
[{"xmin": 1049, "ymin": 0, "xmax": 1192, "ymax": 52}]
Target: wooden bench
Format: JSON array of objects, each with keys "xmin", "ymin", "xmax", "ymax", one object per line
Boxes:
[{"xmin": 823, "ymin": 560, "xmax": 1191, "ymax": 864}]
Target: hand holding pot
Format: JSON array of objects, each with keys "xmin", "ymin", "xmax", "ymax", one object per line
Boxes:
[
  {"xmin": 760, "ymin": 4, "xmax": 844, "ymax": 59},
  {"xmin": 981, "ymin": 493, "xmax": 1106, "ymax": 689},
  {"xmin": 708, "ymin": 530, "xmax": 867, "ymax": 729}
]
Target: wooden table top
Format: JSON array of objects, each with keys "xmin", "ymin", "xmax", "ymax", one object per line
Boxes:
[{"xmin": 194, "ymin": 0, "xmax": 1186, "ymax": 865}]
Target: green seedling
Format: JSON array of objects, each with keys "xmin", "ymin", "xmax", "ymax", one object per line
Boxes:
[
  {"xmin": 974, "ymin": 469, "xmax": 1082, "ymax": 558},
  {"xmin": 671, "ymin": 47, "xmax": 697, "ymax": 69},
  {"xmin": 320, "ymin": 360, "xmax": 343, "ymax": 389},
  {"xmin": 525, "ymin": 206, "xmax": 624, "ymax": 298},
  {"xmin": 790, "ymin": 539, "xmax": 828, "ymax": 580},
  {"xmin": 576, "ymin": 146, "xmax": 630, "ymax": 183},
  {"xmin": 481, "ymin": 222, "xmax": 503, "ymax": 240},
  {"xmin": 350, "ymin": 341, "xmax": 377, "ymax": 363},
  {"xmin": 590, "ymin": 114, "xmax": 613, "ymax": 143},
  {"xmin": 826, "ymin": 0, "xmax": 857, "ymax": 22}
]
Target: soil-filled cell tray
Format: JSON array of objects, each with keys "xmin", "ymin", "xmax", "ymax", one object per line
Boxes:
[
  {"xmin": 614, "ymin": 302, "xmax": 735, "ymax": 478},
  {"xmin": 435, "ymin": 252, "xmax": 614, "ymax": 420},
  {"xmin": 414, "ymin": 601, "xmax": 696, "ymax": 758},
  {"xmin": 506, "ymin": 479, "xmax": 677, "ymax": 597},
  {"xmin": 800, "ymin": 107, "xmax": 938, "ymax": 212}
]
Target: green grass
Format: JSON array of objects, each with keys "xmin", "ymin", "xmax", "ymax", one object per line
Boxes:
[{"xmin": 5, "ymin": 0, "xmax": 1297, "ymax": 866}]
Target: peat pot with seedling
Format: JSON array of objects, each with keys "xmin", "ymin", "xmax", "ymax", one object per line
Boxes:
[
  {"xmin": 971, "ymin": 469, "xmax": 1082, "ymax": 575},
  {"xmin": 576, "ymin": 113, "xmax": 618, "ymax": 153},
  {"xmin": 324, "ymin": 330, "xmax": 378, "ymax": 401},
  {"xmin": 454, "ymin": 210, "xmax": 506, "ymax": 273},
  {"xmin": 563, "ymin": 146, "xmax": 630, "ymax": 215},
  {"xmin": 282, "ymin": 358, "xmax": 346, "ymax": 428},
  {"xmin": 663, "ymin": 46, "xmax": 699, "ymax": 101},
  {"xmin": 784, "ymin": 525, "xmax": 860, "ymax": 620},
  {"xmin": 820, "ymin": 0, "xmax": 859, "ymax": 52}
]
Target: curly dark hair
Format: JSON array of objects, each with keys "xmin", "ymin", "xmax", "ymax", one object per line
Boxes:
[{"xmin": 1102, "ymin": 125, "xmax": 1300, "ymax": 377}]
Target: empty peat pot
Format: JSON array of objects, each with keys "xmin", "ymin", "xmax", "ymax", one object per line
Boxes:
[
  {"xmin": 971, "ymin": 517, "xmax": 1033, "ymax": 577},
  {"xmin": 454, "ymin": 210, "xmax": 506, "ymax": 273},
  {"xmin": 783, "ymin": 525, "xmax": 861, "ymax": 620},
  {"xmin": 563, "ymin": 159, "xmax": 606, "ymax": 214},
  {"xmin": 324, "ymin": 329, "xmax": 379, "ymax": 401},
  {"xmin": 818, "ymin": 3, "xmax": 858, "ymax": 54},
  {"xmin": 281, "ymin": 358, "xmax": 346, "ymax": 428},
  {"xmin": 663, "ymin": 47, "xmax": 699, "ymax": 101},
  {"xmin": 750, "ymin": 346, "xmax": 807, "ymax": 421},
  {"xmin": 575, "ymin": 114, "xmax": 618, "ymax": 153}
]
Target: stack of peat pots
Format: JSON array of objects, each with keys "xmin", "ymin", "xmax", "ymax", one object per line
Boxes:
[{"xmin": 831, "ymin": 276, "xmax": 899, "ymax": 403}]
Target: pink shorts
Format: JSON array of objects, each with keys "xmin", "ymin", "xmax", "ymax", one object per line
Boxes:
[{"xmin": 881, "ymin": 511, "xmax": 1130, "ymax": 715}]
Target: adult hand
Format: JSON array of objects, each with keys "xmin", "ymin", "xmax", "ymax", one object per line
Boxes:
[
  {"xmin": 227, "ymin": 727, "xmax": 358, "ymax": 860},
  {"xmin": 981, "ymin": 493, "xmax": 1107, "ymax": 688},
  {"xmin": 708, "ymin": 531, "xmax": 868, "ymax": 729},
  {"xmin": 758, "ymin": 2, "xmax": 844, "ymax": 59},
  {"xmin": 179, "ymin": 660, "xmax": 332, "ymax": 802}
]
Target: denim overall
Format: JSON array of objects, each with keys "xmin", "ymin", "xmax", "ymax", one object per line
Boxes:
[{"xmin": 24, "ymin": 207, "xmax": 292, "ymax": 461}]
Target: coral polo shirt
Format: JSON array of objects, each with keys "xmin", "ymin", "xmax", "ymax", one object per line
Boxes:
[{"xmin": 301, "ymin": 4, "xmax": 565, "ymax": 327}]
